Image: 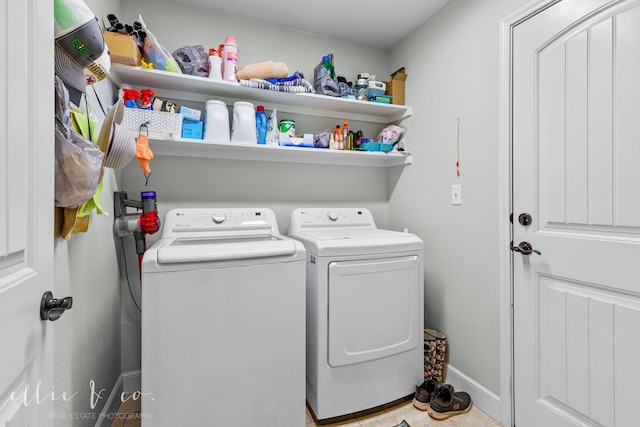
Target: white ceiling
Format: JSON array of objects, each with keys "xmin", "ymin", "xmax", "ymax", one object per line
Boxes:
[{"xmin": 172, "ymin": 0, "xmax": 450, "ymax": 50}]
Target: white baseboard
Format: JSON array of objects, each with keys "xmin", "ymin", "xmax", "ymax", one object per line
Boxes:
[
  {"xmin": 95, "ymin": 370, "xmax": 141, "ymax": 427},
  {"xmin": 122, "ymin": 370, "xmax": 141, "ymax": 395},
  {"xmin": 444, "ymin": 364, "xmax": 502, "ymax": 424}
]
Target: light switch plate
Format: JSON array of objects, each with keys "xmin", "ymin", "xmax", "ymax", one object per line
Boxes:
[{"xmin": 451, "ymin": 184, "xmax": 462, "ymax": 205}]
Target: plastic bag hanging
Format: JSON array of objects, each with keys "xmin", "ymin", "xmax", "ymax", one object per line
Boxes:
[
  {"xmin": 54, "ymin": 76, "xmax": 104, "ymax": 208},
  {"xmin": 135, "ymin": 122, "xmax": 153, "ymax": 184}
]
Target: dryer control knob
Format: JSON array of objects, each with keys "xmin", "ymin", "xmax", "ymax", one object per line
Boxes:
[
  {"xmin": 327, "ymin": 211, "xmax": 338, "ymax": 221},
  {"xmin": 212, "ymin": 214, "xmax": 226, "ymax": 224}
]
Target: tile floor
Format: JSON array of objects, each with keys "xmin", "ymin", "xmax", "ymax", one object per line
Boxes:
[
  {"xmin": 305, "ymin": 399, "xmax": 501, "ymax": 427},
  {"xmin": 113, "ymin": 393, "xmax": 501, "ymax": 426}
]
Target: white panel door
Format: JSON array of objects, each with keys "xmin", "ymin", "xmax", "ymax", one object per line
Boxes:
[
  {"xmin": 513, "ymin": 1, "xmax": 640, "ymax": 426},
  {"xmin": 0, "ymin": 0, "xmax": 55, "ymax": 425}
]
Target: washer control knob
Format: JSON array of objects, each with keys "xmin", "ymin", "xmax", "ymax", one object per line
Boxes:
[
  {"xmin": 327, "ymin": 211, "xmax": 338, "ymax": 221},
  {"xmin": 212, "ymin": 214, "xmax": 226, "ymax": 224}
]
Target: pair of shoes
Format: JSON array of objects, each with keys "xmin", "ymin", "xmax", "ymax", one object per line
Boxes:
[
  {"xmin": 426, "ymin": 384, "xmax": 472, "ymax": 420},
  {"xmin": 412, "ymin": 378, "xmax": 438, "ymax": 410}
]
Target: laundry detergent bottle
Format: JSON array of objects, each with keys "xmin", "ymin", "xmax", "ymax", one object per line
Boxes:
[
  {"xmin": 255, "ymin": 105, "xmax": 267, "ymax": 145},
  {"xmin": 222, "ymin": 36, "xmax": 239, "ymax": 82}
]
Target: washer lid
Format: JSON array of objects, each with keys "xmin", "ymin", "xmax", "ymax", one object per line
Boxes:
[
  {"xmin": 155, "ymin": 234, "xmax": 300, "ymax": 264},
  {"xmin": 289, "ymin": 228, "xmax": 423, "ymax": 257}
]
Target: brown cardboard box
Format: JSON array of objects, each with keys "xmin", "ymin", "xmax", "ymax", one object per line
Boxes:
[
  {"xmin": 386, "ymin": 67, "xmax": 407, "ymax": 105},
  {"xmin": 103, "ymin": 31, "xmax": 141, "ymax": 66}
]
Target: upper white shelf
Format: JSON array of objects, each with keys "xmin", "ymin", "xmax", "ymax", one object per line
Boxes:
[{"xmin": 109, "ymin": 64, "xmax": 412, "ymax": 124}]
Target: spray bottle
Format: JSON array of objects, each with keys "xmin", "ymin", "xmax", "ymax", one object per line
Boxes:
[
  {"xmin": 140, "ymin": 88, "xmax": 155, "ymax": 110},
  {"xmin": 122, "ymin": 88, "xmax": 141, "ymax": 108}
]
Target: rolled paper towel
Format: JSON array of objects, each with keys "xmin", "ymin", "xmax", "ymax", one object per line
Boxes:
[{"xmin": 237, "ymin": 61, "xmax": 289, "ymax": 80}]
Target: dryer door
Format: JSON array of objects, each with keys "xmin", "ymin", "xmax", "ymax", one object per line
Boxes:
[{"xmin": 327, "ymin": 255, "xmax": 421, "ymax": 367}]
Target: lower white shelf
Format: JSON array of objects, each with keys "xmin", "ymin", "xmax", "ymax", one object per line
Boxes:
[{"xmin": 148, "ymin": 138, "xmax": 412, "ymax": 168}]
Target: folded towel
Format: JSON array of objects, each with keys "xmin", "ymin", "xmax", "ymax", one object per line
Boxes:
[
  {"xmin": 240, "ymin": 71, "xmax": 315, "ymax": 93},
  {"xmin": 237, "ymin": 61, "xmax": 289, "ymax": 80}
]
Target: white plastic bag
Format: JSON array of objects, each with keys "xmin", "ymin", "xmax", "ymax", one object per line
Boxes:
[
  {"xmin": 55, "ymin": 76, "xmax": 104, "ymax": 208},
  {"xmin": 138, "ymin": 15, "xmax": 182, "ymax": 73}
]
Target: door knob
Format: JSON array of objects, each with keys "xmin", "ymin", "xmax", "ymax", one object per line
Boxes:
[
  {"xmin": 510, "ymin": 241, "xmax": 541, "ymax": 255},
  {"xmin": 518, "ymin": 213, "xmax": 532, "ymax": 226},
  {"xmin": 40, "ymin": 291, "xmax": 73, "ymax": 321}
]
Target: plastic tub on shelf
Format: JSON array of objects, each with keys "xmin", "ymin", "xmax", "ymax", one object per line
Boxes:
[
  {"xmin": 122, "ymin": 108, "xmax": 184, "ymax": 139},
  {"xmin": 358, "ymin": 142, "xmax": 393, "ymax": 152}
]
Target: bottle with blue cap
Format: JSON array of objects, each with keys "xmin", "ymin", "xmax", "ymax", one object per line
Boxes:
[{"xmin": 255, "ymin": 105, "xmax": 267, "ymax": 145}]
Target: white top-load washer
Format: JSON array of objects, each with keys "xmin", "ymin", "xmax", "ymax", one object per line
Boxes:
[
  {"xmin": 141, "ymin": 208, "xmax": 306, "ymax": 426},
  {"xmin": 288, "ymin": 208, "xmax": 424, "ymax": 421}
]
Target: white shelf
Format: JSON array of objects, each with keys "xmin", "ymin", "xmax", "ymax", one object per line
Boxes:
[
  {"xmin": 110, "ymin": 64, "xmax": 413, "ymax": 168},
  {"xmin": 110, "ymin": 64, "xmax": 412, "ymax": 123},
  {"xmin": 149, "ymin": 138, "xmax": 412, "ymax": 168}
]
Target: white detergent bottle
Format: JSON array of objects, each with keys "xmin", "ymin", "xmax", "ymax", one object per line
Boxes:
[
  {"xmin": 222, "ymin": 36, "xmax": 238, "ymax": 82},
  {"xmin": 231, "ymin": 101, "xmax": 256, "ymax": 143}
]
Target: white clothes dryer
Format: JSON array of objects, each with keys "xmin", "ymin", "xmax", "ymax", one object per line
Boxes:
[
  {"xmin": 141, "ymin": 208, "xmax": 306, "ymax": 426},
  {"xmin": 288, "ymin": 208, "xmax": 424, "ymax": 421}
]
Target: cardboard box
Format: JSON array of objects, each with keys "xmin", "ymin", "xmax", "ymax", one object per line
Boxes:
[
  {"xmin": 386, "ymin": 67, "xmax": 407, "ymax": 105},
  {"xmin": 178, "ymin": 106, "xmax": 202, "ymax": 122},
  {"xmin": 181, "ymin": 121, "xmax": 203, "ymax": 139},
  {"xmin": 103, "ymin": 31, "xmax": 141, "ymax": 66}
]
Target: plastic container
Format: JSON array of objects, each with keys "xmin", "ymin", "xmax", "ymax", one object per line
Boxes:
[
  {"xmin": 333, "ymin": 125, "xmax": 343, "ymax": 150},
  {"xmin": 122, "ymin": 108, "xmax": 183, "ymax": 140},
  {"xmin": 222, "ymin": 36, "xmax": 239, "ymax": 82},
  {"xmin": 208, "ymin": 48, "xmax": 222, "ymax": 80},
  {"xmin": 265, "ymin": 108, "xmax": 279, "ymax": 145},
  {"xmin": 204, "ymin": 100, "xmax": 230, "ymax": 142},
  {"xmin": 231, "ymin": 101, "xmax": 256, "ymax": 143},
  {"xmin": 279, "ymin": 119, "xmax": 295, "ymax": 145},
  {"xmin": 255, "ymin": 105, "xmax": 267, "ymax": 145},
  {"xmin": 355, "ymin": 78, "xmax": 369, "ymax": 101},
  {"xmin": 342, "ymin": 120, "xmax": 349, "ymax": 150}
]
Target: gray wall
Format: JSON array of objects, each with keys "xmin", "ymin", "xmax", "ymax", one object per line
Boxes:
[
  {"xmin": 120, "ymin": 0, "xmax": 391, "ymax": 88},
  {"xmin": 388, "ymin": 0, "xmax": 528, "ymax": 395},
  {"xmin": 53, "ymin": 0, "xmax": 121, "ymax": 425},
  {"xmin": 117, "ymin": 0, "xmax": 395, "ymax": 374}
]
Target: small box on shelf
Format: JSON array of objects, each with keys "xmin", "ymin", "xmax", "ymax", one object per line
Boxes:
[
  {"xmin": 103, "ymin": 31, "xmax": 141, "ymax": 66},
  {"xmin": 386, "ymin": 67, "xmax": 407, "ymax": 105},
  {"xmin": 182, "ymin": 121, "xmax": 204, "ymax": 139}
]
